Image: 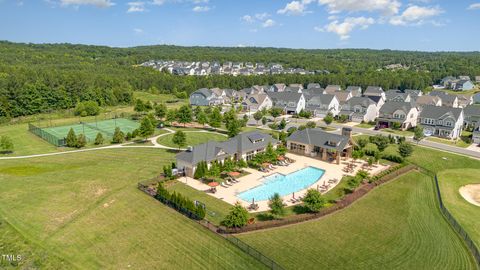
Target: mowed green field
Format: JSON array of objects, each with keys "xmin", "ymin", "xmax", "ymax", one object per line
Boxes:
[
  {"xmin": 157, "ymin": 131, "xmax": 228, "ymax": 148},
  {"xmin": 438, "ymin": 169, "xmax": 480, "ymax": 249},
  {"xmin": 238, "ymin": 172, "xmax": 476, "ymax": 269},
  {"xmin": 0, "ymin": 148, "xmax": 264, "ymax": 269}
]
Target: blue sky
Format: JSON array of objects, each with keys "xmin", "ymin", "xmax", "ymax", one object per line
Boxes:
[{"xmin": 0, "ymin": 0, "xmax": 479, "ymax": 51}]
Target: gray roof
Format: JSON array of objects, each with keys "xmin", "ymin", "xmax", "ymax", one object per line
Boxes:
[
  {"xmin": 307, "ymin": 83, "xmax": 321, "ymax": 89},
  {"xmin": 367, "ymin": 95, "xmax": 383, "ymax": 105},
  {"xmin": 464, "ymin": 105, "xmax": 480, "ymax": 117},
  {"xmin": 176, "ymin": 131, "xmax": 278, "ymax": 165},
  {"xmin": 306, "ymin": 94, "xmax": 335, "ymax": 106},
  {"xmin": 379, "ymin": 101, "xmax": 414, "ymax": 114},
  {"xmin": 193, "ymin": 88, "xmax": 213, "ymax": 98},
  {"xmin": 346, "ymin": 86, "xmax": 361, "ymax": 92},
  {"xmin": 404, "ymin": 89, "xmax": 422, "ymax": 96},
  {"xmin": 267, "ymin": 92, "xmax": 303, "ymax": 105},
  {"xmin": 288, "ymin": 128, "xmax": 351, "ymax": 151},
  {"xmin": 346, "ymin": 97, "xmax": 375, "ymax": 107},
  {"xmin": 386, "ymin": 90, "xmax": 410, "ymax": 101},
  {"xmin": 364, "ymin": 86, "xmax": 384, "ymax": 95},
  {"xmin": 419, "ymin": 105, "xmax": 463, "ymax": 120}
]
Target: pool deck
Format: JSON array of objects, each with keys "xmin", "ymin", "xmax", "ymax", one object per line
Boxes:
[{"xmin": 178, "ymin": 153, "xmax": 390, "ymax": 212}]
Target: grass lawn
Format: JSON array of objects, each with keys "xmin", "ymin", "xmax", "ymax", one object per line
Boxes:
[
  {"xmin": 166, "ymin": 181, "xmax": 233, "ymax": 225},
  {"xmin": 0, "ymin": 123, "xmax": 60, "ymax": 156},
  {"xmin": 133, "ymin": 92, "xmax": 187, "ymax": 109},
  {"xmin": 437, "ymin": 169, "xmax": 480, "ymax": 249},
  {"xmin": 157, "ymin": 131, "xmax": 228, "ymax": 148},
  {"xmin": 238, "ymin": 171, "xmax": 476, "ymax": 269},
  {"xmin": 355, "ymin": 123, "xmax": 375, "ymax": 129},
  {"xmin": 382, "ymin": 128, "xmax": 414, "ymax": 137},
  {"xmin": 427, "ymin": 137, "xmax": 471, "ymax": 148},
  {"xmin": 0, "ymin": 148, "xmax": 264, "ymax": 269}
]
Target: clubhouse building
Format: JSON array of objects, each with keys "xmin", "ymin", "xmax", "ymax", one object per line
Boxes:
[
  {"xmin": 176, "ymin": 131, "xmax": 278, "ymax": 177},
  {"xmin": 286, "ymin": 128, "xmax": 354, "ymax": 164}
]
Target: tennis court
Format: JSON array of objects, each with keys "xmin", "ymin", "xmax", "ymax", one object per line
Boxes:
[{"xmin": 41, "ymin": 118, "xmax": 140, "ymax": 142}]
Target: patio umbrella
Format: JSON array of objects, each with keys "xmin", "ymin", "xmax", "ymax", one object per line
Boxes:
[
  {"xmin": 208, "ymin": 182, "xmax": 219, "ymax": 187},
  {"xmin": 262, "ymin": 162, "xmax": 270, "ymax": 167},
  {"xmin": 228, "ymin": 171, "xmax": 241, "ymax": 177},
  {"xmin": 251, "ymin": 198, "xmax": 255, "ymax": 205},
  {"xmin": 277, "ymin": 156, "xmax": 285, "ymax": 161},
  {"xmin": 292, "ymin": 192, "xmax": 295, "ymax": 199}
]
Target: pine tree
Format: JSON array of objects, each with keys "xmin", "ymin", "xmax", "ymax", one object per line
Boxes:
[
  {"xmin": 94, "ymin": 132, "xmax": 104, "ymax": 145},
  {"xmin": 76, "ymin": 134, "xmax": 87, "ymax": 148},
  {"xmin": 66, "ymin": 128, "xmax": 78, "ymax": 148},
  {"xmin": 112, "ymin": 127, "xmax": 125, "ymax": 144},
  {"xmin": 138, "ymin": 116, "xmax": 155, "ymax": 140}
]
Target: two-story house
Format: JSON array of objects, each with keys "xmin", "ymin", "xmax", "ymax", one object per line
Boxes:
[
  {"xmin": 429, "ymin": 91, "xmax": 459, "ymax": 108},
  {"xmin": 414, "ymin": 95, "xmax": 442, "ymax": 112},
  {"xmin": 242, "ymin": 93, "xmax": 273, "ymax": 113},
  {"xmin": 364, "ymin": 86, "xmax": 386, "ymax": 101},
  {"xmin": 385, "ymin": 89, "xmax": 412, "ymax": 102},
  {"xmin": 345, "ymin": 86, "xmax": 362, "ymax": 97},
  {"xmin": 463, "ymin": 105, "xmax": 480, "ymax": 128},
  {"xmin": 339, "ymin": 97, "xmax": 378, "ymax": 123},
  {"xmin": 376, "ymin": 102, "xmax": 418, "ymax": 130},
  {"xmin": 269, "ymin": 83, "xmax": 287, "ymax": 92},
  {"xmin": 267, "ymin": 92, "xmax": 306, "ymax": 114},
  {"xmin": 305, "ymin": 94, "xmax": 340, "ymax": 118},
  {"xmin": 418, "ymin": 106, "xmax": 464, "ymax": 140},
  {"xmin": 190, "ymin": 88, "xmax": 221, "ymax": 106}
]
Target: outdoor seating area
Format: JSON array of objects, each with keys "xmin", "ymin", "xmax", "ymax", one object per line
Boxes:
[{"xmin": 178, "ymin": 152, "xmax": 391, "ymax": 212}]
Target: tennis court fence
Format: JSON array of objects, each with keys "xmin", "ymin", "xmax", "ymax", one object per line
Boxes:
[
  {"xmin": 28, "ymin": 123, "xmax": 66, "ymax": 146},
  {"xmin": 81, "ymin": 121, "xmax": 114, "ymax": 137}
]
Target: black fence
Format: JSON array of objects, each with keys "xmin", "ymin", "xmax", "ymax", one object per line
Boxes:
[
  {"xmin": 28, "ymin": 123, "xmax": 66, "ymax": 146},
  {"xmin": 226, "ymin": 236, "xmax": 285, "ymax": 270},
  {"xmin": 433, "ymin": 174, "xmax": 480, "ymax": 267}
]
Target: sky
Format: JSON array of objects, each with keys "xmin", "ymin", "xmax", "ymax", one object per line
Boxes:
[{"xmin": 0, "ymin": 0, "xmax": 480, "ymax": 51}]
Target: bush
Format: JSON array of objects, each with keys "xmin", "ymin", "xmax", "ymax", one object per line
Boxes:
[
  {"xmin": 398, "ymin": 142, "xmax": 413, "ymax": 157},
  {"xmin": 74, "ymin": 101, "xmax": 100, "ymax": 117},
  {"xmin": 222, "ymin": 203, "xmax": 249, "ymax": 228},
  {"xmin": 363, "ymin": 143, "xmax": 379, "ymax": 156},
  {"xmin": 381, "ymin": 152, "xmax": 404, "ymax": 163},
  {"xmin": 0, "ymin": 135, "xmax": 14, "ymax": 153},
  {"xmin": 155, "ymin": 182, "xmax": 205, "ymax": 220},
  {"xmin": 302, "ymin": 189, "xmax": 326, "ymax": 213},
  {"xmin": 369, "ymin": 163, "xmax": 408, "ymax": 182}
]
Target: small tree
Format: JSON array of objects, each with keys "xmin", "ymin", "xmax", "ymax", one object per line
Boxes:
[
  {"xmin": 324, "ymin": 113, "xmax": 334, "ymax": 125},
  {"xmin": 112, "ymin": 127, "xmax": 125, "ymax": 144},
  {"xmin": 253, "ymin": 111, "xmax": 263, "ymax": 126},
  {"xmin": 398, "ymin": 142, "xmax": 413, "ymax": 158},
  {"xmin": 269, "ymin": 108, "xmax": 283, "ymax": 122},
  {"xmin": 134, "ymin": 99, "xmax": 146, "ymax": 113},
  {"xmin": 414, "ymin": 126, "xmax": 424, "ymax": 142},
  {"xmin": 306, "ymin": 121, "xmax": 316, "ymax": 129},
  {"xmin": 268, "ymin": 193, "xmax": 285, "ymax": 217},
  {"xmin": 194, "ymin": 161, "xmax": 207, "ymax": 179},
  {"xmin": 261, "ymin": 116, "xmax": 268, "ymax": 126},
  {"xmin": 76, "ymin": 134, "xmax": 87, "ymax": 148},
  {"xmin": 196, "ymin": 110, "xmax": 208, "ymax": 126},
  {"xmin": 172, "ymin": 130, "xmax": 187, "ymax": 149},
  {"xmin": 209, "ymin": 107, "xmax": 223, "ymax": 130},
  {"xmin": 0, "ymin": 135, "xmax": 14, "ymax": 153},
  {"xmin": 66, "ymin": 128, "xmax": 78, "ymax": 148},
  {"xmin": 279, "ymin": 118, "xmax": 287, "ymax": 130},
  {"xmin": 155, "ymin": 103, "xmax": 167, "ymax": 119},
  {"xmin": 226, "ymin": 118, "xmax": 241, "ymax": 138},
  {"xmin": 138, "ymin": 116, "xmax": 155, "ymax": 140},
  {"xmin": 177, "ymin": 105, "xmax": 193, "ymax": 127},
  {"xmin": 94, "ymin": 132, "xmax": 104, "ymax": 145},
  {"xmin": 221, "ymin": 202, "xmax": 249, "ymax": 228},
  {"xmin": 302, "ymin": 189, "xmax": 326, "ymax": 213}
]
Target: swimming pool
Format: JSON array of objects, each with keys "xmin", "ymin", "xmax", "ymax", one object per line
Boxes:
[{"xmin": 237, "ymin": 167, "xmax": 325, "ymax": 202}]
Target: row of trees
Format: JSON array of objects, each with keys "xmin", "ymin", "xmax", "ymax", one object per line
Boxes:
[{"xmin": 156, "ymin": 182, "xmax": 206, "ymax": 220}]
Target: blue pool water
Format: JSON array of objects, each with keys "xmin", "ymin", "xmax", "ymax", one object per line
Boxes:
[{"xmin": 237, "ymin": 167, "xmax": 325, "ymax": 202}]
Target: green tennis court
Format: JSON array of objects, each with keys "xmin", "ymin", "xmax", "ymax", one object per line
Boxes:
[{"xmin": 42, "ymin": 118, "xmax": 140, "ymax": 142}]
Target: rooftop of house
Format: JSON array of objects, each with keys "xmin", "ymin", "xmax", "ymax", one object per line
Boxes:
[
  {"xmin": 379, "ymin": 101, "xmax": 415, "ymax": 115},
  {"xmin": 288, "ymin": 128, "xmax": 351, "ymax": 151},
  {"xmin": 345, "ymin": 96, "xmax": 375, "ymax": 108},
  {"xmin": 364, "ymin": 86, "xmax": 384, "ymax": 95},
  {"xmin": 176, "ymin": 131, "xmax": 278, "ymax": 165},
  {"xmin": 419, "ymin": 105, "xmax": 463, "ymax": 120}
]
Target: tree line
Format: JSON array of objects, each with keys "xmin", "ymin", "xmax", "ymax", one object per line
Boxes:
[{"xmin": 2, "ymin": 41, "xmax": 480, "ymax": 121}]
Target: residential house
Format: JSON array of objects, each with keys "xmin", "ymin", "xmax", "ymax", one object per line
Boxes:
[
  {"xmin": 457, "ymin": 95, "xmax": 474, "ymax": 108},
  {"xmin": 345, "ymin": 86, "xmax": 362, "ymax": 97},
  {"xmin": 385, "ymin": 89, "xmax": 412, "ymax": 102},
  {"xmin": 376, "ymin": 102, "xmax": 418, "ymax": 130},
  {"xmin": 287, "ymin": 128, "xmax": 354, "ymax": 164},
  {"xmin": 223, "ymin": 89, "xmax": 238, "ymax": 102},
  {"xmin": 190, "ymin": 88, "xmax": 221, "ymax": 106},
  {"xmin": 476, "ymin": 76, "xmax": 480, "ymax": 83},
  {"xmin": 441, "ymin": 76, "xmax": 456, "ymax": 87},
  {"xmin": 418, "ymin": 106, "xmax": 464, "ymax": 140},
  {"xmin": 284, "ymin": 86, "xmax": 303, "ymax": 93},
  {"xmin": 404, "ymin": 89, "xmax": 423, "ymax": 97},
  {"xmin": 451, "ymin": 79, "xmax": 474, "ymax": 91},
  {"xmin": 325, "ymin": 85, "xmax": 342, "ymax": 94},
  {"xmin": 305, "ymin": 94, "xmax": 340, "ymax": 117},
  {"xmin": 242, "ymin": 93, "xmax": 272, "ymax": 113},
  {"xmin": 269, "ymin": 83, "xmax": 287, "ymax": 92},
  {"xmin": 307, "ymin": 83, "xmax": 321, "ymax": 89},
  {"xmin": 463, "ymin": 105, "xmax": 480, "ymax": 128},
  {"xmin": 302, "ymin": 87, "xmax": 326, "ymax": 97},
  {"xmin": 289, "ymin": 84, "xmax": 304, "ymax": 90},
  {"xmin": 364, "ymin": 86, "xmax": 386, "ymax": 101},
  {"xmin": 267, "ymin": 92, "xmax": 306, "ymax": 114},
  {"xmin": 339, "ymin": 97, "xmax": 378, "ymax": 123},
  {"xmin": 211, "ymin": 88, "xmax": 227, "ymax": 104},
  {"xmin": 176, "ymin": 132, "xmax": 278, "ymax": 177},
  {"xmin": 252, "ymin": 85, "xmax": 268, "ymax": 93},
  {"xmin": 459, "ymin": 76, "xmax": 471, "ymax": 81},
  {"xmin": 414, "ymin": 95, "xmax": 442, "ymax": 111},
  {"xmin": 429, "ymin": 91, "xmax": 459, "ymax": 108},
  {"xmin": 333, "ymin": 91, "xmax": 353, "ymax": 105}
]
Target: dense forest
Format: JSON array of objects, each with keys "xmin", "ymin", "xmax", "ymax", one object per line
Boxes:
[{"xmin": 1, "ymin": 40, "xmax": 480, "ymax": 120}]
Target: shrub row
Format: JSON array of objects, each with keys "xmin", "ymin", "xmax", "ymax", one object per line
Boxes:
[
  {"xmin": 369, "ymin": 162, "xmax": 408, "ymax": 183},
  {"xmin": 155, "ymin": 182, "xmax": 206, "ymax": 220}
]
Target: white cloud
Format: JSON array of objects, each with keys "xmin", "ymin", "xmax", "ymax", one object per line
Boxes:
[
  {"xmin": 151, "ymin": 0, "xmax": 166, "ymax": 5},
  {"xmin": 389, "ymin": 5, "xmax": 443, "ymax": 25},
  {"xmin": 127, "ymin": 1, "xmax": 145, "ymax": 12},
  {"xmin": 133, "ymin": 28, "xmax": 144, "ymax": 34},
  {"xmin": 277, "ymin": 0, "xmax": 314, "ymax": 16},
  {"xmin": 60, "ymin": 0, "xmax": 114, "ymax": 7},
  {"xmin": 255, "ymin": 12, "xmax": 270, "ymax": 20},
  {"xmin": 467, "ymin": 3, "xmax": 480, "ymax": 10},
  {"xmin": 192, "ymin": 5, "xmax": 210, "ymax": 12},
  {"xmin": 242, "ymin": 15, "xmax": 254, "ymax": 23},
  {"xmin": 318, "ymin": 0, "xmax": 401, "ymax": 15},
  {"xmin": 262, "ymin": 19, "xmax": 277, "ymax": 28},
  {"xmin": 317, "ymin": 16, "xmax": 375, "ymax": 40}
]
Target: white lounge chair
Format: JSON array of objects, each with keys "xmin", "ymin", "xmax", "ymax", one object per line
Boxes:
[{"xmin": 221, "ymin": 182, "xmax": 229, "ymax": 188}]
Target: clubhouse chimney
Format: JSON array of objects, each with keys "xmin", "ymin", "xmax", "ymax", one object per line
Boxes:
[{"xmin": 342, "ymin": 127, "xmax": 352, "ymax": 138}]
